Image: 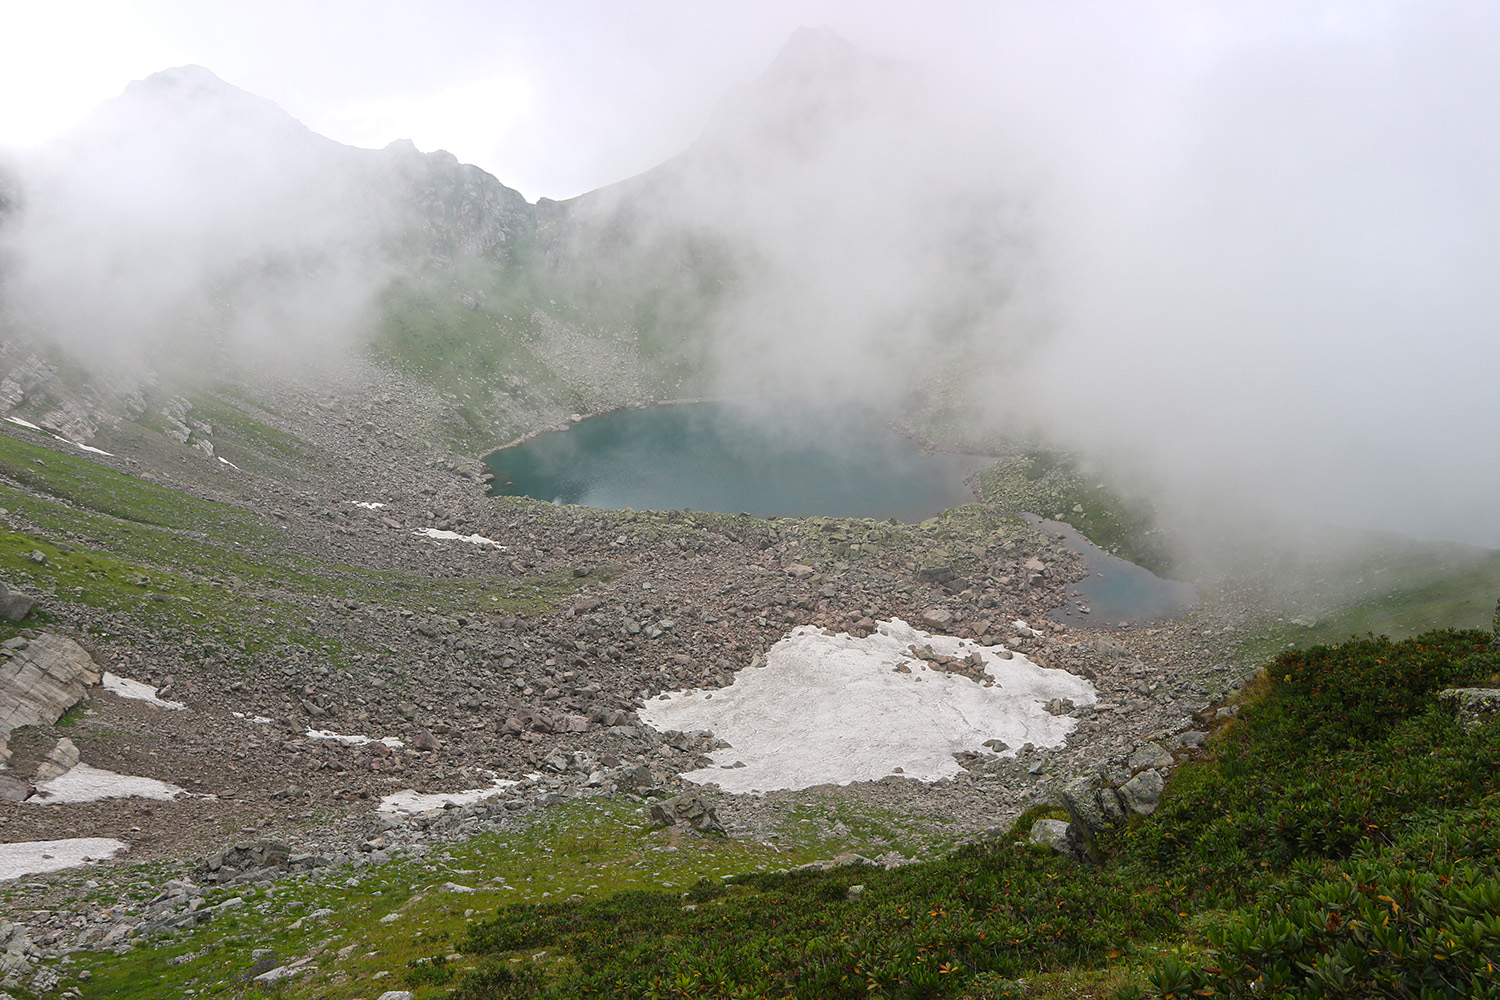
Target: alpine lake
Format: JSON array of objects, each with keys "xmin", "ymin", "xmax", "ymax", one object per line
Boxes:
[{"xmin": 484, "ymin": 402, "xmax": 1196, "ymax": 624}]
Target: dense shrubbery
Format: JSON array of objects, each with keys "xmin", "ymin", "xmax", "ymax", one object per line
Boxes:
[
  {"xmin": 1127, "ymin": 631, "xmax": 1500, "ymax": 998},
  {"xmin": 455, "ymin": 844, "xmax": 1176, "ymax": 998},
  {"xmin": 449, "ymin": 630, "xmax": 1500, "ymax": 999}
]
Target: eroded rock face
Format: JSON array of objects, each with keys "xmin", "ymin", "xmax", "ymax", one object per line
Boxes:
[{"xmin": 0, "ymin": 633, "xmax": 101, "ymax": 743}]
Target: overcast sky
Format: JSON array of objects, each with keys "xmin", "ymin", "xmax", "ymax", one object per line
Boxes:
[{"xmin": 0, "ymin": 0, "xmax": 1456, "ymax": 201}]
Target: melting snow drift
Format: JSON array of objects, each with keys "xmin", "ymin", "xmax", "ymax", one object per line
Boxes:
[
  {"xmin": 0, "ymin": 838, "xmax": 128, "ymax": 881},
  {"xmin": 379, "ymin": 778, "xmax": 519, "ymax": 815},
  {"xmin": 29, "ymin": 763, "xmax": 187, "ymax": 804},
  {"xmin": 307, "ymin": 729, "xmax": 403, "ymax": 749},
  {"xmin": 638, "ymin": 618, "xmax": 1097, "ymax": 793},
  {"xmin": 101, "ymin": 672, "xmax": 186, "ymax": 709},
  {"xmin": 414, "ymin": 527, "xmax": 506, "ymax": 548}
]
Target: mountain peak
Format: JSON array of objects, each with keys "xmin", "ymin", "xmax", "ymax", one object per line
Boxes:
[
  {"xmin": 768, "ymin": 25, "xmax": 872, "ymax": 80},
  {"xmin": 127, "ymin": 64, "xmax": 237, "ymax": 98}
]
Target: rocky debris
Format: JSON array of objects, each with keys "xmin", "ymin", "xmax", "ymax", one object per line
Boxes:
[
  {"xmin": 649, "ymin": 791, "xmax": 724, "ymax": 835},
  {"xmin": 0, "ymin": 582, "xmax": 34, "ymax": 623},
  {"xmin": 194, "ymin": 840, "xmax": 336, "ymax": 885},
  {"xmin": 0, "ymin": 633, "xmax": 100, "ymax": 746},
  {"xmin": 905, "ymin": 642, "xmax": 991, "ymax": 684},
  {"xmin": 0, "ymin": 919, "xmax": 40, "ymax": 989},
  {"xmin": 1437, "ymin": 688, "xmax": 1500, "ymax": 730}
]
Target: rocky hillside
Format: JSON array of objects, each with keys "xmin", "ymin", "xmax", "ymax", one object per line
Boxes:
[{"xmin": 0, "ymin": 27, "xmax": 1041, "ymax": 458}]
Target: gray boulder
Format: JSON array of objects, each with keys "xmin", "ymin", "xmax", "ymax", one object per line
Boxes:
[
  {"xmin": 649, "ymin": 792, "xmax": 724, "ymax": 834},
  {"xmin": 1437, "ymin": 688, "xmax": 1500, "ymax": 730},
  {"xmin": 1118, "ymin": 769, "xmax": 1166, "ymax": 815},
  {"xmin": 0, "ymin": 582, "xmax": 34, "ymax": 622}
]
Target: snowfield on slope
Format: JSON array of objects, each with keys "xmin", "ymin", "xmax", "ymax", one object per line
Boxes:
[
  {"xmin": 0, "ymin": 838, "xmax": 128, "ymax": 881},
  {"xmin": 639, "ymin": 618, "xmax": 1097, "ymax": 793},
  {"xmin": 28, "ymin": 763, "xmax": 188, "ymax": 804}
]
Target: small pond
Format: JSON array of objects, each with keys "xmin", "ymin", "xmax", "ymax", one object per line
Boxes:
[
  {"xmin": 484, "ymin": 402, "xmax": 988, "ymax": 522},
  {"xmin": 1026, "ymin": 515, "xmax": 1199, "ymax": 627}
]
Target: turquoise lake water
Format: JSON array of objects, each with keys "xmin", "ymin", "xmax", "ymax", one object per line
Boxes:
[{"xmin": 483, "ymin": 402, "xmax": 987, "ymax": 522}]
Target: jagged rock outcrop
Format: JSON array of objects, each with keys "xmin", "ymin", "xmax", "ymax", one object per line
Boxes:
[
  {"xmin": 0, "ymin": 633, "xmax": 101, "ymax": 745},
  {"xmin": 380, "ymin": 140, "xmax": 535, "ymax": 263}
]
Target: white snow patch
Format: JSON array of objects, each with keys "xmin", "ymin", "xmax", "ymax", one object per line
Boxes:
[
  {"xmin": 28, "ymin": 763, "xmax": 188, "ymax": 804},
  {"xmin": 638, "ymin": 618, "xmax": 1097, "ymax": 793},
  {"xmin": 0, "ymin": 838, "xmax": 128, "ymax": 880},
  {"xmin": 54, "ymin": 436, "xmax": 114, "ymax": 457},
  {"xmin": 4, "ymin": 416, "xmax": 41, "ymax": 431},
  {"xmin": 1012, "ymin": 620, "xmax": 1045, "ymax": 638},
  {"xmin": 217, "ymin": 456, "xmax": 240, "ymax": 470},
  {"xmin": 307, "ymin": 729, "xmax": 403, "ymax": 749},
  {"xmin": 101, "ymin": 672, "xmax": 185, "ymax": 709},
  {"xmin": 349, "ymin": 501, "xmax": 386, "ymax": 509},
  {"xmin": 378, "ymin": 778, "xmax": 519, "ymax": 815},
  {"xmin": 414, "ymin": 527, "xmax": 506, "ymax": 549},
  {"xmin": 233, "ymin": 712, "xmax": 274, "ymax": 724}
]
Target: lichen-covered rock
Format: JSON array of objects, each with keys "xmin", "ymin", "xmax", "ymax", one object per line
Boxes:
[
  {"xmin": 649, "ymin": 791, "xmax": 724, "ymax": 834},
  {"xmin": 1118, "ymin": 768, "xmax": 1165, "ymax": 815},
  {"xmin": 1029, "ymin": 818, "xmax": 1072, "ymax": 853},
  {"xmin": 1437, "ymin": 688, "xmax": 1500, "ymax": 730}
]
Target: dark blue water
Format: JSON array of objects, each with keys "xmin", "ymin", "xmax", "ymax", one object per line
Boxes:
[
  {"xmin": 484, "ymin": 402, "xmax": 987, "ymax": 522},
  {"xmin": 1027, "ymin": 515, "xmax": 1199, "ymax": 626}
]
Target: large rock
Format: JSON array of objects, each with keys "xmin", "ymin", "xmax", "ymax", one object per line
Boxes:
[
  {"xmin": 649, "ymin": 792, "xmax": 724, "ymax": 834},
  {"xmin": 1437, "ymin": 688, "xmax": 1500, "ymax": 730},
  {"xmin": 0, "ymin": 633, "xmax": 101, "ymax": 743},
  {"xmin": 0, "ymin": 774, "xmax": 32, "ymax": 802},
  {"xmin": 1026, "ymin": 821, "xmax": 1074, "ymax": 851},
  {"xmin": 1118, "ymin": 769, "xmax": 1165, "ymax": 815},
  {"xmin": 0, "ymin": 918, "xmax": 40, "ymax": 989},
  {"xmin": 0, "ymin": 582, "xmax": 34, "ymax": 622},
  {"xmin": 32, "ymin": 737, "xmax": 80, "ymax": 782}
]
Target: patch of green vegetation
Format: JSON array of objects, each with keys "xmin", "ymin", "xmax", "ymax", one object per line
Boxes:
[
  {"xmin": 0, "ymin": 432, "xmax": 587, "ymax": 658},
  {"xmin": 0, "ymin": 431, "xmax": 265, "ymax": 534},
  {"xmin": 1118, "ymin": 631, "xmax": 1500, "ymax": 998},
  {"xmin": 180, "ymin": 391, "xmax": 316, "ymax": 472},
  {"xmin": 979, "ymin": 454, "xmax": 1174, "ymax": 576},
  {"xmin": 65, "ymin": 797, "xmax": 848, "ymax": 1000},
  {"xmin": 1237, "ymin": 547, "xmax": 1500, "ymax": 663}
]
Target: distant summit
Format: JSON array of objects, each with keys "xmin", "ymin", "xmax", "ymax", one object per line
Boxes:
[
  {"xmin": 125, "ymin": 64, "xmax": 244, "ymax": 100},
  {"xmin": 696, "ymin": 25, "xmax": 921, "ymax": 159}
]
